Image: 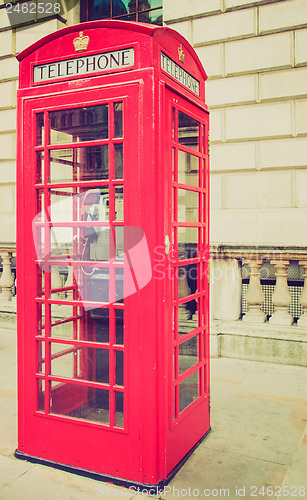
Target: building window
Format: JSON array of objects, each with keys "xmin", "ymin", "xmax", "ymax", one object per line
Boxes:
[{"xmin": 81, "ymin": 0, "xmax": 163, "ymax": 25}]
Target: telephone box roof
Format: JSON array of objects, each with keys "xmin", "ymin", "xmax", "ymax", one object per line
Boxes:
[{"xmin": 16, "ymin": 19, "xmax": 207, "ymax": 80}]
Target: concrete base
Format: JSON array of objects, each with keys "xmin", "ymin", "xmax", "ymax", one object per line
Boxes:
[
  {"xmin": 211, "ymin": 319, "xmax": 307, "ymax": 366},
  {"xmin": 242, "ymin": 307, "xmax": 266, "ymax": 324},
  {"xmin": 269, "ymin": 308, "xmax": 294, "ymax": 326}
]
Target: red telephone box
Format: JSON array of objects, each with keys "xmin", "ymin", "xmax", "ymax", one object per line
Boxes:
[{"xmin": 16, "ymin": 20, "xmax": 210, "ymax": 488}]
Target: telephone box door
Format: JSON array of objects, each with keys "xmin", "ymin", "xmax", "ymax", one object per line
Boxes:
[
  {"xmin": 18, "ymin": 83, "xmax": 145, "ymax": 481},
  {"xmin": 165, "ymin": 89, "xmax": 210, "ymax": 474}
]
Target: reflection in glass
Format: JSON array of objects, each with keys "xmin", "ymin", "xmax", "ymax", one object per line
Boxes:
[
  {"xmin": 50, "ymin": 146, "xmax": 109, "ymax": 183},
  {"xmin": 115, "ymin": 391, "xmax": 124, "ymax": 428},
  {"xmin": 115, "ymin": 226, "xmax": 124, "ymax": 261},
  {"xmin": 37, "ymin": 379, "xmax": 45, "ymax": 412},
  {"xmin": 115, "ymin": 268, "xmax": 124, "ymax": 303},
  {"xmin": 50, "ymin": 304, "xmax": 77, "ymax": 339},
  {"xmin": 96, "ymin": 348, "xmax": 109, "ymax": 384},
  {"xmin": 179, "ymin": 335, "xmax": 198, "ymax": 375},
  {"xmin": 178, "ymin": 150, "xmax": 198, "ymax": 186},
  {"xmin": 115, "ymin": 350, "xmax": 124, "ymax": 386},
  {"xmin": 36, "ymin": 113, "xmax": 44, "ymax": 146},
  {"xmin": 178, "ymin": 189, "xmax": 199, "ymax": 223},
  {"xmin": 178, "ymin": 111, "xmax": 199, "ymax": 151},
  {"xmin": 179, "ymin": 370, "xmax": 199, "ymax": 413},
  {"xmin": 178, "ymin": 264, "xmax": 198, "ymax": 300},
  {"xmin": 114, "ymin": 102, "xmax": 123, "ymax": 137},
  {"xmin": 49, "ymin": 105, "xmax": 108, "ymax": 144},
  {"xmin": 47, "ymin": 186, "xmax": 111, "ymax": 224},
  {"xmin": 115, "ymin": 143, "xmax": 123, "ymax": 179},
  {"xmin": 115, "ymin": 309, "xmax": 124, "ymax": 344},
  {"xmin": 149, "ymin": 7, "xmax": 162, "ymax": 25},
  {"xmin": 88, "ymin": 269, "xmax": 110, "ymax": 304},
  {"xmin": 178, "ymin": 227, "xmax": 198, "ymax": 260},
  {"xmin": 93, "ymin": 311, "xmax": 110, "ymax": 342},
  {"xmin": 115, "ymin": 187, "xmax": 124, "ymax": 220},
  {"xmin": 36, "ymin": 151, "xmax": 44, "ymax": 184},
  {"xmin": 37, "ymin": 341, "xmax": 45, "ymax": 373},
  {"xmin": 51, "ymin": 382, "xmax": 110, "ymax": 425},
  {"xmin": 178, "ymin": 303, "xmax": 198, "ymax": 336},
  {"xmin": 37, "ymin": 303, "xmax": 45, "ymax": 334}
]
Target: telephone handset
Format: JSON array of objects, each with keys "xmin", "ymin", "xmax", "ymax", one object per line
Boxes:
[{"xmin": 81, "ymin": 190, "xmax": 123, "ymax": 262}]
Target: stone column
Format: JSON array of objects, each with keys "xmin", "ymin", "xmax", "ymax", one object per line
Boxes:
[
  {"xmin": 269, "ymin": 260, "xmax": 293, "ymax": 326},
  {"xmin": 298, "ymin": 261, "xmax": 307, "ymax": 327},
  {"xmin": 243, "ymin": 259, "xmax": 266, "ymax": 323},
  {"xmin": 213, "ymin": 258, "xmax": 242, "ymax": 321},
  {"xmin": 0, "ymin": 252, "xmax": 15, "ymax": 301}
]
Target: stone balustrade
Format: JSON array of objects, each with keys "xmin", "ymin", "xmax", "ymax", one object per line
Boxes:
[
  {"xmin": 2, "ymin": 245, "xmax": 307, "ymax": 329},
  {"xmin": 0, "ymin": 248, "xmax": 16, "ymax": 302},
  {"xmin": 211, "ymin": 245, "xmax": 307, "ymax": 327}
]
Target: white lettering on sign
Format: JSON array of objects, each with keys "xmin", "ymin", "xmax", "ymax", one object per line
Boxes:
[
  {"xmin": 161, "ymin": 52, "xmax": 200, "ymax": 96},
  {"xmin": 33, "ymin": 48, "xmax": 134, "ymax": 83}
]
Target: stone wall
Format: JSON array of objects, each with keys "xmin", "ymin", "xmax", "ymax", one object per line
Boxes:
[{"xmin": 164, "ymin": 0, "xmax": 307, "ymax": 246}]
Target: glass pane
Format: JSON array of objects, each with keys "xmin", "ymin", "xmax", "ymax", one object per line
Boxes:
[
  {"xmin": 88, "ymin": 0, "xmax": 110, "ymax": 19},
  {"xmin": 36, "ymin": 190, "xmax": 44, "ymax": 221},
  {"xmin": 50, "ymin": 226, "xmax": 74, "ymax": 260},
  {"xmin": 36, "ymin": 151, "xmax": 44, "ymax": 184},
  {"xmin": 51, "ymin": 343, "xmax": 77, "ymax": 379},
  {"xmin": 50, "ymin": 146, "xmax": 109, "ymax": 183},
  {"xmin": 178, "ymin": 227, "xmax": 198, "ymax": 260},
  {"xmin": 115, "ymin": 187, "xmax": 124, "ymax": 220},
  {"xmin": 50, "ymin": 305, "xmax": 78, "ymax": 339},
  {"xmin": 115, "ymin": 226, "xmax": 124, "ymax": 261},
  {"xmin": 115, "ymin": 350, "xmax": 124, "ymax": 386},
  {"xmin": 87, "ymin": 226, "xmax": 110, "ymax": 261},
  {"xmin": 37, "ymin": 379, "xmax": 45, "ymax": 412},
  {"xmin": 178, "ymin": 189, "xmax": 199, "ymax": 223},
  {"xmin": 114, "ymin": 144, "xmax": 123, "ymax": 179},
  {"xmin": 178, "ymin": 111, "xmax": 199, "ymax": 151},
  {"xmin": 95, "ymin": 348, "xmax": 109, "ymax": 383},
  {"xmin": 178, "ymin": 150, "xmax": 199, "ymax": 186},
  {"xmin": 149, "ymin": 8, "xmax": 163, "ymax": 25},
  {"xmin": 92, "ymin": 311, "xmax": 110, "ymax": 342},
  {"xmin": 179, "ymin": 335, "xmax": 198, "ymax": 375},
  {"xmin": 36, "ymin": 266, "xmax": 44, "ymax": 297},
  {"xmin": 87, "ymin": 269, "xmax": 110, "ymax": 303},
  {"xmin": 178, "ymin": 300, "xmax": 199, "ymax": 335},
  {"xmin": 114, "ymin": 102, "xmax": 123, "ymax": 137},
  {"xmin": 51, "ymin": 382, "xmax": 109, "ymax": 425},
  {"xmin": 179, "ymin": 370, "xmax": 199, "ymax": 413},
  {"xmin": 115, "ymin": 268, "xmax": 124, "ymax": 303},
  {"xmin": 115, "ymin": 391, "xmax": 124, "ymax": 428},
  {"xmin": 37, "ymin": 341, "xmax": 45, "ymax": 373},
  {"xmin": 115, "ymin": 309, "xmax": 124, "ymax": 344},
  {"xmin": 178, "ymin": 264, "xmax": 198, "ymax": 299},
  {"xmin": 48, "ymin": 186, "xmax": 110, "ymax": 223},
  {"xmin": 50, "ymin": 343, "xmax": 110, "ymax": 383},
  {"xmin": 37, "ymin": 303, "xmax": 45, "ymax": 334},
  {"xmin": 49, "ymin": 105, "xmax": 108, "ymax": 144},
  {"xmin": 36, "ymin": 113, "xmax": 44, "ymax": 146}
]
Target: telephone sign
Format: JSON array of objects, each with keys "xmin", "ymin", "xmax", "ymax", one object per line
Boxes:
[{"xmin": 16, "ymin": 20, "xmax": 210, "ymax": 488}]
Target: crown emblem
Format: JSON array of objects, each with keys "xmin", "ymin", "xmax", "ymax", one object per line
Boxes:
[
  {"xmin": 73, "ymin": 31, "xmax": 90, "ymax": 52},
  {"xmin": 178, "ymin": 44, "xmax": 185, "ymax": 63}
]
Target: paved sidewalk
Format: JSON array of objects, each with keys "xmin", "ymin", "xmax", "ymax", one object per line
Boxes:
[{"xmin": 0, "ymin": 327, "xmax": 306, "ymax": 500}]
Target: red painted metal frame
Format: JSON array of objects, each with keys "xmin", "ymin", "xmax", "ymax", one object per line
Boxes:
[{"xmin": 16, "ymin": 20, "xmax": 209, "ymax": 486}]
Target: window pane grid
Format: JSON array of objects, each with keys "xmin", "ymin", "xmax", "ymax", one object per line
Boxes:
[
  {"xmin": 34, "ymin": 100, "xmax": 126, "ymax": 428},
  {"xmin": 171, "ymin": 105, "xmax": 208, "ymax": 423}
]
